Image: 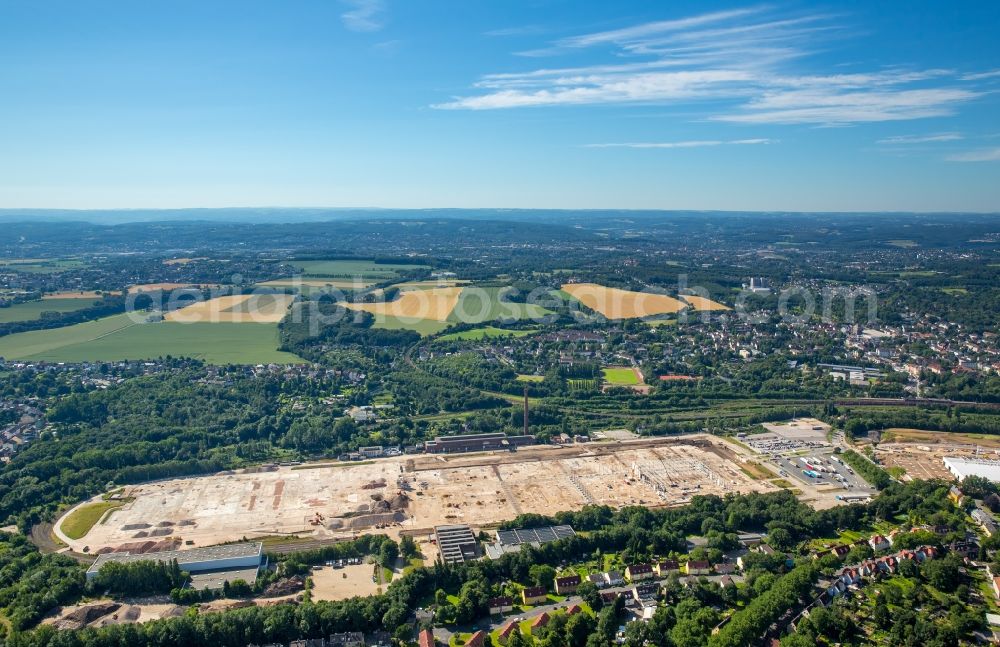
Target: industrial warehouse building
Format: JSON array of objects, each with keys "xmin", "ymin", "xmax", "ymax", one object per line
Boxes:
[
  {"xmin": 434, "ymin": 524, "xmax": 478, "ymax": 564},
  {"xmin": 485, "ymin": 525, "xmax": 576, "ymax": 559},
  {"xmin": 424, "ymin": 432, "xmax": 535, "ymax": 454},
  {"xmin": 943, "ymin": 457, "xmax": 1000, "ymax": 483},
  {"xmin": 87, "ymin": 542, "xmax": 265, "ymax": 590}
]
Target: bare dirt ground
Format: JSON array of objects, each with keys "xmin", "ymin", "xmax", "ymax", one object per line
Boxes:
[
  {"xmin": 875, "ymin": 444, "xmax": 966, "ymax": 481},
  {"xmin": 310, "ymin": 564, "xmax": 382, "ymax": 601},
  {"xmin": 57, "ymin": 435, "xmax": 777, "ymax": 552}
]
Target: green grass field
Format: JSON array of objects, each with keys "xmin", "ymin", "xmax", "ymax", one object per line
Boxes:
[
  {"xmin": 448, "ymin": 287, "xmax": 552, "ymax": 324},
  {"xmin": 438, "ymin": 326, "xmax": 536, "ymax": 341},
  {"xmin": 0, "ymin": 298, "xmax": 98, "ymax": 323},
  {"xmin": 516, "ymin": 374, "xmax": 545, "ymax": 382},
  {"xmin": 371, "ymin": 315, "xmax": 451, "ymax": 336},
  {"xmin": 603, "ymin": 367, "xmax": 640, "ymax": 385},
  {"xmin": 0, "ymin": 258, "xmax": 86, "ymax": 274},
  {"xmin": 60, "ymin": 501, "xmax": 124, "ymax": 540},
  {"xmin": 290, "ymin": 259, "xmax": 427, "ymax": 279},
  {"xmin": 0, "ymin": 314, "xmax": 301, "ymax": 364}
]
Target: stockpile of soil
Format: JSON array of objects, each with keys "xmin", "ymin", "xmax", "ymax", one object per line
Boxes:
[
  {"xmin": 56, "ymin": 602, "xmax": 121, "ymax": 630},
  {"xmin": 345, "ymin": 510, "xmax": 406, "ymax": 529},
  {"xmin": 261, "ymin": 576, "xmax": 305, "ymax": 598}
]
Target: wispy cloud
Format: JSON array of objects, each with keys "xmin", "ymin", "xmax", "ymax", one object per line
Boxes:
[
  {"xmin": 961, "ymin": 69, "xmax": 1000, "ymax": 81},
  {"xmin": 435, "ymin": 7, "xmax": 987, "ymax": 127},
  {"xmin": 877, "ymin": 132, "xmax": 963, "ymax": 144},
  {"xmin": 584, "ymin": 138, "xmax": 774, "ymax": 149},
  {"xmin": 946, "ymin": 147, "xmax": 1000, "ymax": 162},
  {"xmin": 341, "ymin": 0, "xmax": 386, "ymax": 32}
]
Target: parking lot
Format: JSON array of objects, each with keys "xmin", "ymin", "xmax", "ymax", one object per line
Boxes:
[{"xmin": 741, "ymin": 418, "xmax": 877, "ymax": 504}]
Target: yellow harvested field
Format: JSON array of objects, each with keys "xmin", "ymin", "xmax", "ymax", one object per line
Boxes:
[
  {"xmin": 680, "ymin": 295, "xmax": 730, "ymax": 311},
  {"xmin": 258, "ymin": 279, "xmax": 375, "ymax": 289},
  {"xmin": 562, "ymin": 283, "xmax": 686, "ymax": 319},
  {"xmin": 43, "ymin": 290, "xmax": 119, "ymax": 299},
  {"xmin": 343, "ymin": 287, "xmax": 463, "ymax": 322},
  {"xmin": 165, "ymin": 294, "xmax": 295, "ymax": 323}
]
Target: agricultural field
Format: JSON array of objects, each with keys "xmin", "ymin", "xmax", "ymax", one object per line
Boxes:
[
  {"xmin": 44, "ymin": 291, "xmax": 116, "ymax": 299},
  {"xmin": 448, "ymin": 286, "xmax": 553, "ymax": 324},
  {"xmin": 0, "ymin": 258, "xmax": 86, "ymax": 273},
  {"xmin": 0, "ymin": 314, "xmax": 300, "ymax": 364},
  {"xmin": 128, "ymin": 283, "xmax": 211, "ymax": 293},
  {"xmin": 679, "ymin": 294, "xmax": 730, "ymax": 311},
  {"xmin": 561, "ymin": 283, "xmax": 686, "ymax": 319},
  {"xmin": 164, "ymin": 294, "xmax": 295, "ymax": 323},
  {"xmin": 54, "ymin": 435, "xmax": 774, "ymax": 552},
  {"xmin": 371, "ymin": 315, "xmax": 452, "ymax": 336},
  {"xmin": 162, "ymin": 257, "xmax": 206, "ymax": 265},
  {"xmin": 0, "ymin": 298, "xmax": 98, "ymax": 323},
  {"xmin": 290, "ymin": 259, "xmax": 428, "ymax": 279},
  {"xmin": 256, "ymin": 278, "xmax": 375, "ymax": 291},
  {"xmin": 438, "ymin": 326, "xmax": 536, "ymax": 341},
  {"xmin": 343, "ymin": 287, "xmax": 462, "ymax": 327}
]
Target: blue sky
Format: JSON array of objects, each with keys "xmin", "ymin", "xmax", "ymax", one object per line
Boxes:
[{"xmin": 1, "ymin": 0, "xmax": 999, "ymax": 211}]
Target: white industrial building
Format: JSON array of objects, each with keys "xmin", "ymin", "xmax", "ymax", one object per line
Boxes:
[
  {"xmin": 87, "ymin": 542, "xmax": 264, "ymax": 589},
  {"xmin": 943, "ymin": 457, "xmax": 1000, "ymax": 483}
]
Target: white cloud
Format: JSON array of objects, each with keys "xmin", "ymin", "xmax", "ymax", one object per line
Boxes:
[
  {"xmin": 961, "ymin": 69, "xmax": 1000, "ymax": 81},
  {"xmin": 341, "ymin": 0, "xmax": 386, "ymax": 32},
  {"xmin": 946, "ymin": 147, "xmax": 1000, "ymax": 162},
  {"xmin": 584, "ymin": 139, "xmax": 774, "ymax": 149},
  {"xmin": 556, "ymin": 7, "xmax": 763, "ymax": 49},
  {"xmin": 436, "ymin": 8, "xmax": 988, "ymax": 127},
  {"xmin": 877, "ymin": 132, "xmax": 963, "ymax": 144},
  {"xmin": 717, "ymin": 88, "xmax": 977, "ymax": 125}
]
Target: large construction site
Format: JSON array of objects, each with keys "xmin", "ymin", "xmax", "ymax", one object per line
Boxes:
[{"xmin": 56, "ymin": 434, "xmax": 777, "ymax": 553}]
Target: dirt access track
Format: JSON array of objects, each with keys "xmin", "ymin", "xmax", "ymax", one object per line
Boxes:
[{"xmin": 55, "ymin": 435, "xmax": 776, "ymax": 553}]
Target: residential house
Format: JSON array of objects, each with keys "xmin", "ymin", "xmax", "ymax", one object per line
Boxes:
[
  {"xmin": 948, "ymin": 540, "xmax": 980, "ymax": 559},
  {"xmin": 327, "ymin": 631, "xmax": 365, "ymax": 647},
  {"xmin": 868, "ymin": 535, "xmax": 892, "ymax": 552},
  {"xmin": 603, "ymin": 571, "xmax": 625, "ymax": 587},
  {"xmin": 497, "ymin": 623, "xmax": 519, "ymax": 643},
  {"xmin": 488, "ymin": 597, "xmax": 513, "ymax": 615},
  {"xmin": 625, "ymin": 563, "xmax": 654, "ymax": 582},
  {"xmin": 632, "ymin": 582, "xmax": 659, "ymax": 602},
  {"xmin": 466, "ymin": 631, "xmax": 486, "ymax": 647},
  {"xmin": 829, "ymin": 545, "xmax": 851, "ymax": 559},
  {"xmin": 587, "ymin": 573, "xmax": 606, "ymax": 589},
  {"xmin": 566, "ymin": 604, "xmax": 582, "ymax": 615},
  {"xmin": 654, "ymin": 560, "xmax": 679, "ymax": 577},
  {"xmin": 600, "ymin": 591, "xmax": 623, "ymax": 605},
  {"xmin": 532, "ymin": 613, "xmax": 550, "ymax": 630},
  {"xmin": 522, "ymin": 586, "xmax": 548, "ymax": 605},
  {"xmin": 684, "ymin": 560, "xmax": 710, "ymax": 575},
  {"xmin": 328, "ymin": 634, "xmax": 365, "ymax": 647},
  {"xmin": 554, "ymin": 574, "xmax": 581, "ymax": 595},
  {"xmin": 418, "ymin": 629, "xmax": 435, "ymax": 647},
  {"xmin": 713, "ymin": 562, "xmax": 735, "ymax": 575}
]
